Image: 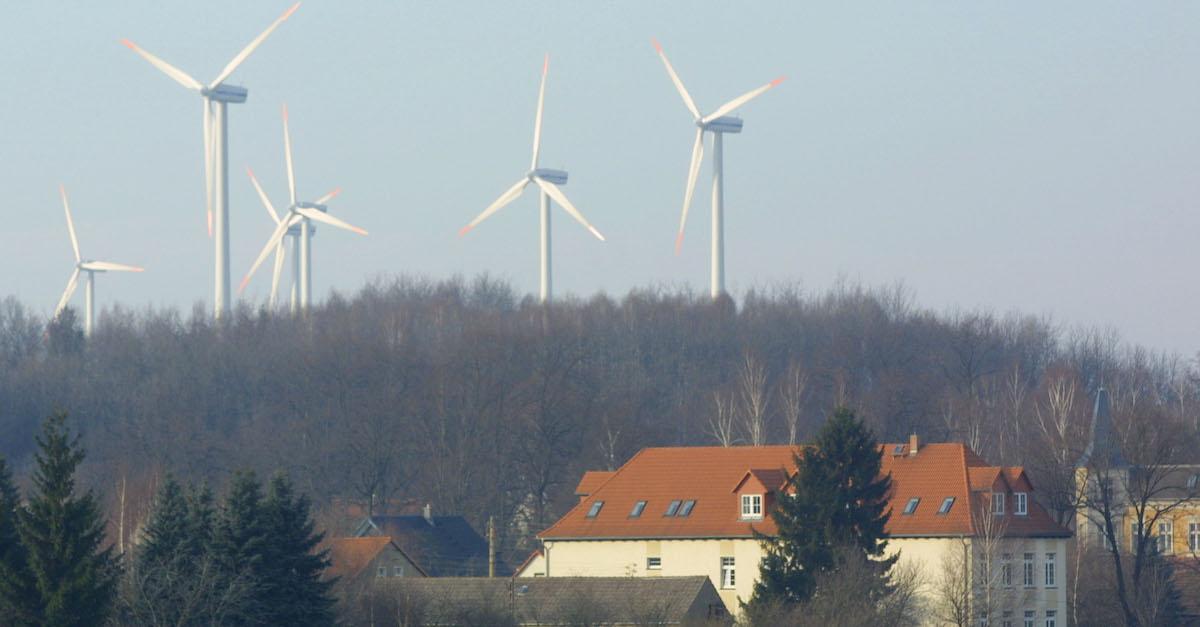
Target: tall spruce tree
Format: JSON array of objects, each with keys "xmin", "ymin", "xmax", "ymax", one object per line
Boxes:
[
  {"xmin": 136, "ymin": 474, "xmax": 189, "ymax": 567},
  {"xmin": 211, "ymin": 471, "xmax": 270, "ymax": 625},
  {"xmin": 749, "ymin": 407, "xmax": 895, "ymax": 609},
  {"xmin": 260, "ymin": 473, "xmax": 335, "ymax": 626},
  {"xmin": 0, "ymin": 454, "xmax": 37, "ymax": 625},
  {"xmin": 17, "ymin": 413, "xmax": 119, "ymax": 625}
]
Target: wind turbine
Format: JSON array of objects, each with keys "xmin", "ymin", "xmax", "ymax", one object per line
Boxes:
[
  {"xmin": 122, "ymin": 3, "xmax": 300, "ymax": 320},
  {"xmin": 458, "ymin": 55, "xmax": 605, "ymax": 304},
  {"xmin": 652, "ymin": 39, "xmax": 785, "ymax": 299},
  {"xmin": 240, "ymin": 105, "xmax": 365, "ymax": 312},
  {"xmin": 53, "ymin": 186, "xmax": 144, "ymax": 336}
]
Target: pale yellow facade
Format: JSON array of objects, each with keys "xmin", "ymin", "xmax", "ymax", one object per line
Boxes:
[{"xmin": 527, "ymin": 536, "xmax": 1069, "ymax": 625}]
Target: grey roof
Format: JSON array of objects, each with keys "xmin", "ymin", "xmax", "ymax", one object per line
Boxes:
[
  {"xmin": 375, "ymin": 576, "xmax": 728, "ymax": 626},
  {"xmin": 1078, "ymin": 388, "xmax": 1128, "ymax": 468},
  {"xmin": 355, "ymin": 515, "xmax": 509, "ymax": 577}
]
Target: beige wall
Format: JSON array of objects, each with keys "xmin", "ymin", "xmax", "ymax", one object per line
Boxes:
[{"xmin": 537, "ymin": 536, "xmax": 1068, "ymax": 625}]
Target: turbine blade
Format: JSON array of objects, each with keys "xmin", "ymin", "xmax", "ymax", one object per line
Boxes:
[
  {"xmin": 677, "ymin": 127, "xmax": 705, "ymax": 254},
  {"xmin": 533, "ymin": 177, "xmax": 605, "ymax": 241},
  {"xmin": 59, "ymin": 185, "xmax": 81, "ymax": 263},
  {"xmin": 282, "ymin": 104, "xmax": 297, "ymax": 206},
  {"xmin": 240, "ymin": 214, "xmax": 298, "ymax": 294},
  {"xmin": 702, "ymin": 76, "xmax": 786, "ymax": 125},
  {"xmin": 80, "ymin": 261, "xmax": 144, "ymax": 272},
  {"xmin": 295, "ymin": 207, "xmax": 367, "ymax": 235},
  {"xmin": 313, "ymin": 187, "xmax": 342, "ymax": 206},
  {"xmin": 458, "ymin": 178, "xmax": 529, "ymax": 236},
  {"xmin": 209, "ymin": 2, "xmax": 301, "ymax": 89},
  {"xmin": 531, "ymin": 54, "xmax": 548, "ymax": 170},
  {"xmin": 247, "ymin": 166, "xmax": 281, "ymax": 224},
  {"xmin": 203, "ymin": 101, "xmax": 214, "ymax": 237},
  {"xmin": 121, "ymin": 39, "xmax": 203, "ymax": 91},
  {"xmin": 270, "ymin": 240, "xmax": 286, "ymax": 307},
  {"xmin": 652, "ymin": 39, "xmax": 701, "ymax": 120},
  {"xmin": 54, "ymin": 268, "xmax": 81, "ymax": 319}
]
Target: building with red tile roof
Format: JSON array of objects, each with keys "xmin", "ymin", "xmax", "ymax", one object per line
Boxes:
[{"xmin": 526, "ymin": 436, "xmax": 1070, "ymax": 624}]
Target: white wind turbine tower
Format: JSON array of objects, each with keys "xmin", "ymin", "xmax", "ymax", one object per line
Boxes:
[
  {"xmin": 122, "ymin": 3, "xmax": 300, "ymax": 320},
  {"xmin": 240, "ymin": 105, "xmax": 365, "ymax": 312},
  {"xmin": 458, "ymin": 55, "xmax": 605, "ymax": 304},
  {"xmin": 53, "ymin": 186, "xmax": 144, "ymax": 336},
  {"xmin": 652, "ymin": 39, "xmax": 785, "ymax": 299}
]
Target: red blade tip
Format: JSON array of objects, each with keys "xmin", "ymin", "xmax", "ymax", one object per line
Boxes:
[
  {"xmin": 120, "ymin": 39, "xmax": 136, "ymax": 50},
  {"xmin": 281, "ymin": 103, "xmax": 289, "ymax": 121},
  {"xmin": 458, "ymin": 225, "xmax": 472, "ymax": 238},
  {"xmin": 543, "ymin": 54, "xmax": 549, "ymax": 75},
  {"xmin": 674, "ymin": 232, "xmax": 684, "ymax": 255},
  {"xmin": 652, "ymin": 38, "xmax": 662, "ymax": 53},
  {"xmin": 282, "ymin": 3, "xmax": 300, "ymax": 20},
  {"xmin": 770, "ymin": 76, "xmax": 787, "ymax": 87},
  {"xmin": 246, "ymin": 166, "xmax": 255, "ymax": 178}
]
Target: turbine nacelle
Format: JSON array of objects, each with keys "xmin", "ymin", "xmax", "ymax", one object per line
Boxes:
[
  {"xmin": 201, "ymin": 84, "xmax": 249, "ymax": 103},
  {"xmin": 700, "ymin": 116, "xmax": 743, "ymax": 134},
  {"xmin": 530, "ymin": 168, "xmax": 568, "ymax": 185}
]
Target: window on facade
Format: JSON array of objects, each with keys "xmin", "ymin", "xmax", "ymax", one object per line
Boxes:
[
  {"xmin": 665, "ymin": 500, "xmax": 681, "ymax": 516},
  {"xmin": 1188, "ymin": 474, "xmax": 1199, "ymax": 490},
  {"xmin": 629, "ymin": 501, "xmax": 646, "ymax": 518},
  {"xmin": 1190, "ymin": 521, "xmax": 1200, "ymax": 552},
  {"xmin": 1095, "ymin": 521, "xmax": 1112, "ymax": 550},
  {"xmin": 1044, "ymin": 610, "xmax": 1056, "ymax": 627},
  {"xmin": 992, "ymin": 492, "xmax": 1005, "ymax": 515},
  {"xmin": 377, "ymin": 566, "xmax": 387, "ymax": 578},
  {"xmin": 1022, "ymin": 553, "xmax": 1035, "ymax": 587},
  {"xmin": 586, "ymin": 501, "xmax": 604, "ymax": 518},
  {"xmin": 1044, "ymin": 553, "xmax": 1056, "ymax": 587},
  {"xmin": 1131, "ymin": 521, "xmax": 1143, "ymax": 553},
  {"xmin": 1001, "ymin": 610, "xmax": 1013, "ymax": 627},
  {"xmin": 938, "ymin": 497, "xmax": 956, "ymax": 515},
  {"xmin": 1158, "ymin": 521, "xmax": 1174, "ymax": 555},
  {"xmin": 720, "ymin": 557, "xmax": 736, "ymax": 588},
  {"xmin": 1023, "ymin": 610, "xmax": 1035, "ymax": 627},
  {"xmin": 1014, "ymin": 492, "xmax": 1027, "ymax": 516},
  {"xmin": 903, "ymin": 497, "xmax": 920, "ymax": 515},
  {"xmin": 741, "ymin": 494, "xmax": 763, "ymax": 519},
  {"xmin": 678, "ymin": 500, "xmax": 696, "ymax": 517},
  {"xmin": 1001, "ymin": 553, "xmax": 1013, "ymax": 587},
  {"xmin": 393, "ymin": 565, "xmax": 404, "ymax": 577},
  {"xmin": 647, "ymin": 556, "xmax": 662, "ymax": 570}
]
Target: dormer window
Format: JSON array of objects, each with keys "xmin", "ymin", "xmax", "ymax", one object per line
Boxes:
[
  {"xmin": 586, "ymin": 501, "xmax": 604, "ymax": 518},
  {"xmin": 903, "ymin": 497, "xmax": 920, "ymax": 515},
  {"xmin": 665, "ymin": 500, "xmax": 681, "ymax": 516},
  {"xmin": 992, "ymin": 492, "xmax": 1005, "ymax": 515},
  {"xmin": 629, "ymin": 501, "xmax": 647, "ymax": 518},
  {"xmin": 937, "ymin": 497, "xmax": 955, "ymax": 515},
  {"xmin": 741, "ymin": 494, "xmax": 763, "ymax": 519},
  {"xmin": 1014, "ymin": 492, "xmax": 1028, "ymax": 516}
]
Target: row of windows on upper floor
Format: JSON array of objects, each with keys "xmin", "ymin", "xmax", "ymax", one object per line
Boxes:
[
  {"xmin": 995, "ymin": 552, "xmax": 1057, "ymax": 589},
  {"xmin": 901, "ymin": 492, "xmax": 1028, "ymax": 517},
  {"xmin": 1104, "ymin": 519, "xmax": 1200, "ymax": 555},
  {"xmin": 991, "ymin": 609, "xmax": 1058, "ymax": 627}
]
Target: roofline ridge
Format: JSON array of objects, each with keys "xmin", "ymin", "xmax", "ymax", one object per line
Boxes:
[{"xmin": 539, "ymin": 448, "xmax": 649, "ymax": 539}]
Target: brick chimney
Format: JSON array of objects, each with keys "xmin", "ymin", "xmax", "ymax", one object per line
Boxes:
[{"xmin": 908, "ymin": 433, "xmax": 920, "ymax": 456}]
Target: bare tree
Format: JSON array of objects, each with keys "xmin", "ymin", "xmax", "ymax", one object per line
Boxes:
[
  {"xmin": 737, "ymin": 353, "xmax": 770, "ymax": 446},
  {"xmin": 709, "ymin": 392, "xmax": 737, "ymax": 447},
  {"xmin": 779, "ymin": 360, "xmax": 809, "ymax": 445}
]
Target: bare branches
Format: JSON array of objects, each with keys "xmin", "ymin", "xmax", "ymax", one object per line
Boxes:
[
  {"xmin": 709, "ymin": 391, "xmax": 737, "ymax": 447},
  {"xmin": 737, "ymin": 353, "xmax": 770, "ymax": 446},
  {"xmin": 780, "ymin": 361, "xmax": 809, "ymax": 445}
]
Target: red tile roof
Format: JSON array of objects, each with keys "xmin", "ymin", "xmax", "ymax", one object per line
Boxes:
[
  {"xmin": 541, "ymin": 443, "xmax": 1069, "ymax": 541},
  {"xmin": 327, "ymin": 537, "xmax": 395, "ymax": 580},
  {"xmin": 574, "ymin": 471, "xmax": 615, "ymax": 497}
]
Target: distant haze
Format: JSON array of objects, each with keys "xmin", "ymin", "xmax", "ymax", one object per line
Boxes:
[{"xmin": 2, "ymin": 2, "xmax": 1197, "ymax": 355}]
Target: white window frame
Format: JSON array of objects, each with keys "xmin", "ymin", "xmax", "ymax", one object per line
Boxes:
[
  {"xmin": 1023, "ymin": 610, "xmax": 1035, "ymax": 627},
  {"xmin": 1044, "ymin": 552, "xmax": 1055, "ymax": 588},
  {"xmin": 720, "ymin": 556, "xmax": 736, "ymax": 589},
  {"xmin": 1022, "ymin": 553, "xmax": 1035, "ymax": 587},
  {"xmin": 393, "ymin": 564, "xmax": 404, "ymax": 577},
  {"xmin": 1189, "ymin": 520, "xmax": 1200, "ymax": 552},
  {"xmin": 1158, "ymin": 521, "xmax": 1174, "ymax": 555},
  {"xmin": 1001, "ymin": 610, "xmax": 1013, "ymax": 627},
  {"xmin": 1044, "ymin": 610, "xmax": 1056, "ymax": 627},
  {"xmin": 992, "ymin": 492, "xmax": 1005, "ymax": 515},
  {"xmin": 1014, "ymin": 492, "xmax": 1027, "ymax": 516},
  {"xmin": 646, "ymin": 556, "xmax": 662, "ymax": 570},
  {"xmin": 1001, "ymin": 553, "xmax": 1012, "ymax": 587},
  {"xmin": 1131, "ymin": 521, "xmax": 1142, "ymax": 554},
  {"xmin": 377, "ymin": 566, "xmax": 387, "ymax": 578},
  {"xmin": 741, "ymin": 494, "xmax": 763, "ymax": 520}
]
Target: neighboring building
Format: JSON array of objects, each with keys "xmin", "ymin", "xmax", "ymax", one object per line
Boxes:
[
  {"xmin": 532, "ymin": 437, "xmax": 1070, "ymax": 625},
  {"xmin": 354, "ymin": 504, "xmax": 509, "ymax": 576},
  {"xmin": 372, "ymin": 576, "xmax": 730, "ymax": 625},
  {"xmin": 1075, "ymin": 389, "xmax": 1200, "ymax": 557},
  {"xmin": 327, "ymin": 536, "xmax": 427, "ymax": 603}
]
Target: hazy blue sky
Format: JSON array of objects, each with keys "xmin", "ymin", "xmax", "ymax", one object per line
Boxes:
[{"xmin": 3, "ymin": 2, "xmax": 1198, "ymax": 355}]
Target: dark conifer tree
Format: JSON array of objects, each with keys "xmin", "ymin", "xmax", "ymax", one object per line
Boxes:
[
  {"xmin": 749, "ymin": 407, "xmax": 895, "ymax": 609},
  {"xmin": 183, "ymin": 482, "xmax": 216, "ymax": 558},
  {"xmin": 211, "ymin": 471, "xmax": 269, "ymax": 624},
  {"xmin": 260, "ymin": 473, "xmax": 335, "ymax": 626},
  {"xmin": 0, "ymin": 454, "xmax": 37, "ymax": 625},
  {"xmin": 17, "ymin": 413, "xmax": 118, "ymax": 625},
  {"xmin": 136, "ymin": 474, "xmax": 189, "ymax": 567}
]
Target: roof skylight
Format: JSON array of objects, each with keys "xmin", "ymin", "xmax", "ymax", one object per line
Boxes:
[
  {"xmin": 937, "ymin": 497, "xmax": 955, "ymax": 515},
  {"xmin": 629, "ymin": 501, "xmax": 647, "ymax": 518},
  {"xmin": 586, "ymin": 501, "xmax": 604, "ymax": 518},
  {"xmin": 903, "ymin": 497, "xmax": 919, "ymax": 515},
  {"xmin": 678, "ymin": 500, "xmax": 696, "ymax": 517},
  {"xmin": 665, "ymin": 500, "xmax": 681, "ymax": 516}
]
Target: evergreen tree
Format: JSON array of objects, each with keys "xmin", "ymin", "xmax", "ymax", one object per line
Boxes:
[
  {"xmin": 260, "ymin": 473, "xmax": 335, "ymax": 626},
  {"xmin": 749, "ymin": 407, "xmax": 895, "ymax": 609},
  {"xmin": 0, "ymin": 454, "xmax": 37, "ymax": 625},
  {"xmin": 210, "ymin": 471, "xmax": 269, "ymax": 624},
  {"xmin": 136, "ymin": 474, "xmax": 189, "ymax": 567},
  {"xmin": 17, "ymin": 413, "xmax": 119, "ymax": 625},
  {"xmin": 183, "ymin": 482, "xmax": 216, "ymax": 558}
]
